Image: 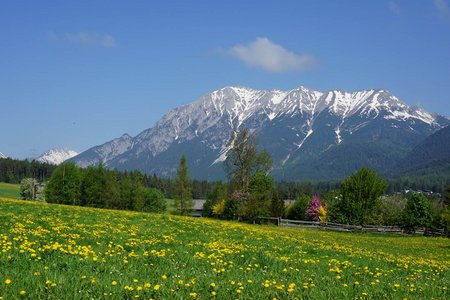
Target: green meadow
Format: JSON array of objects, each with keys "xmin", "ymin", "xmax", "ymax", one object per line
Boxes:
[
  {"xmin": 0, "ymin": 182, "xmax": 20, "ymax": 199},
  {"xmin": 0, "ymin": 198, "xmax": 448, "ymax": 299}
]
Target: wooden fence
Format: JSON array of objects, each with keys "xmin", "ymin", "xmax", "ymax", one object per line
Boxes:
[{"xmin": 258, "ymin": 217, "xmax": 448, "ymax": 237}]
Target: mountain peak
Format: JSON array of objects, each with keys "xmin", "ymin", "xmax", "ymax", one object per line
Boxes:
[{"xmin": 37, "ymin": 148, "xmax": 78, "ymax": 165}]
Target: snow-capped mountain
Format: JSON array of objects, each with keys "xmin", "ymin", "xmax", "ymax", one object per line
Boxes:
[
  {"xmin": 71, "ymin": 85, "xmax": 449, "ymax": 180},
  {"xmin": 0, "ymin": 152, "xmax": 7, "ymax": 159},
  {"xmin": 37, "ymin": 149, "xmax": 79, "ymax": 165}
]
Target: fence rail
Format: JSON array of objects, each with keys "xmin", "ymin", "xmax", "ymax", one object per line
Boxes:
[{"xmin": 258, "ymin": 217, "xmax": 448, "ymax": 236}]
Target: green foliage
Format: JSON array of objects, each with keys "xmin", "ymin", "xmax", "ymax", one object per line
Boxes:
[
  {"xmin": 19, "ymin": 178, "xmax": 39, "ymax": 200},
  {"xmin": 80, "ymin": 163, "xmax": 119, "ymax": 208},
  {"xmin": 0, "ymin": 157, "xmax": 55, "ymax": 183},
  {"xmin": 445, "ymin": 183, "xmax": 450, "ymax": 206},
  {"xmin": 285, "ymin": 195, "xmax": 309, "ymax": 220},
  {"xmin": 237, "ymin": 172, "xmax": 280, "ymax": 222},
  {"xmin": 131, "ymin": 171, "xmax": 145, "ymax": 211},
  {"xmin": 225, "ymin": 128, "xmax": 273, "ymax": 192},
  {"xmin": 323, "ymin": 190, "xmax": 344, "ymax": 222},
  {"xmin": 119, "ymin": 173, "xmax": 134, "ymax": 210},
  {"xmin": 401, "ymin": 193, "xmax": 432, "ymax": 232},
  {"xmin": 173, "ymin": 155, "xmax": 194, "ymax": 215},
  {"xmin": 203, "ymin": 182, "xmax": 228, "ymax": 217},
  {"xmin": 143, "ymin": 188, "xmax": 166, "ymax": 213},
  {"xmin": 441, "ymin": 205, "xmax": 450, "ymax": 231},
  {"xmin": 333, "ymin": 167, "xmax": 387, "ymax": 225},
  {"xmin": 44, "ymin": 163, "xmax": 166, "ymax": 214},
  {"xmin": 374, "ymin": 194, "xmax": 407, "ymax": 226},
  {"xmin": 45, "ymin": 163, "xmax": 82, "ymax": 205}
]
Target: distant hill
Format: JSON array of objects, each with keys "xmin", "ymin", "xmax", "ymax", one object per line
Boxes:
[
  {"xmin": 395, "ymin": 125, "xmax": 450, "ymax": 177},
  {"xmin": 71, "ymin": 85, "xmax": 450, "ymax": 181}
]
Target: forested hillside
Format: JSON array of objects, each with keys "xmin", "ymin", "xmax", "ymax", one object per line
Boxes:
[{"xmin": 0, "ymin": 158, "xmax": 55, "ymax": 183}]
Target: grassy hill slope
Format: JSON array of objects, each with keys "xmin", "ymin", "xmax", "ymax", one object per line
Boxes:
[
  {"xmin": 0, "ymin": 198, "xmax": 448, "ymax": 299},
  {"xmin": 0, "ymin": 182, "xmax": 20, "ymax": 199}
]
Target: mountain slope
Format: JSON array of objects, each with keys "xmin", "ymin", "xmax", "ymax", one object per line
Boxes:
[
  {"xmin": 394, "ymin": 125, "xmax": 450, "ymax": 177},
  {"xmin": 0, "ymin": 152, "xmax": 7, "ymax": 159},
  {"xmin": 71, "ymin": 85, "xmax": 449, "ymax": 180},
  {"xmin": 37, "ymin": 149, "xmax": 79, "ymax": 165}
]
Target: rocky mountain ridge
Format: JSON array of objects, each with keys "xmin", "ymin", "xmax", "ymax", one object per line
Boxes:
[{"xmin": 71, "ymin": 85, "xmax": 449, "ymax": 180}]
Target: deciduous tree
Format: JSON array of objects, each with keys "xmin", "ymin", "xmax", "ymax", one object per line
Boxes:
[
  {"xmin": 401, "ymin": 193, "xmax": 432, "ymax": 233},
  {"xmin": 335, "ymin": 167, "xmax": 387, "ymax": 225},
  {"xmin": 224, "ymin": 128, "xmax": 272, "ymax": 192}
]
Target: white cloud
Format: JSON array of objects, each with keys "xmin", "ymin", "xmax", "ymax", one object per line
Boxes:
[
  {"xmin": 64, "ymin": 32, "xmax": 117, "ymax": 48},
  {"xmin": 434, "ymin": 0, "xmax": 450, "ymax": 17},
  {"xmin": 227, "ymin": 37, "xmax": 316, "ymax": 73},
  {"xmin": 388, "ymin": 1, "xmax": 401, "ymax": 15}
]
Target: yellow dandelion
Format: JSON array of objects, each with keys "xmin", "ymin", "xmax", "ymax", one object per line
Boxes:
[
  {"xmin": 112, "ymin": 281, "xmax": 118, "ymax": 286},
  {"xmin": 154, "ymin": 284, "xmax": 160, "ymax": 291},
  {"xmin": 5, "ymin": 279, "xmax": 11, "ymax": 285}
]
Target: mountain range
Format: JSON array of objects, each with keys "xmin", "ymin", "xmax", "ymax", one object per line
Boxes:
[{"xmin": 71, "ymin": 85, "xmax": 450, "ymax": 180}]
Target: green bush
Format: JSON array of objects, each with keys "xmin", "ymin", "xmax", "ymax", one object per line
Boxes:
[{"xmin": 401, "ymin": 193, "xmax": 432, "ymax": 233}]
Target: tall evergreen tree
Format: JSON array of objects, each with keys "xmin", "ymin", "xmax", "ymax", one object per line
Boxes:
[
  {"xmin": 132, "ymin": 171, "xmax": 146, "ymax": 211},
  {"xmin": 119, "ymin": 172, "xmax": 134, "ymax": 210},
  {"xmin": 173, "ymin": 155, "xmax": 194, "ymax": 215},
  {"xmin": 80, "ymin": 163, "xmax": 119, "ymax": 208},
  {"xmin": 45, "ymin": 163, "xmax": 82, "ymax": 205}
]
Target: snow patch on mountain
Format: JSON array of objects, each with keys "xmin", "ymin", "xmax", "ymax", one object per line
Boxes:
[
  {"xmin": 37, "ymin": 149, "xmax": 79, "ymax": 165},
  {"xmin": 0, "ymin": 152, "xmax": 8, "ymax": 159}
]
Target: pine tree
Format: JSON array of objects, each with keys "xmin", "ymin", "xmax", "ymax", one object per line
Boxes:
[
  {"xmin": 173, "ymin": 155, "xmax": 194, "ymax": 215},
  {"xmin": 45, "ymin": 163, "xmax": 81, "ymax": 205}
]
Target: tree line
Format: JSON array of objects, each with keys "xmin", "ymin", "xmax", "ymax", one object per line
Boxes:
[
  {"xmin": 6, "ymin": 128, "xmax": 450, "ymax": 233},
  {"xmin": 201, "ymin": 129, "xmax": 450, "ymax": 233},
  {"xmin": 45, "ymin": 163, "xmax": 166, "ymax": 213},
  {"xmin": 0, "ymin": 158, "xmax": 55, "ymax": 183},
  {"xmin": 3, "ymin": 156, "xmax": 447, "ymax": 200}
]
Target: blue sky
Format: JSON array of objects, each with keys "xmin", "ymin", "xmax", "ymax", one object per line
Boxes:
[{"xmin": 1, "ymin": 0, "xmax": 449, "ymax": 159}]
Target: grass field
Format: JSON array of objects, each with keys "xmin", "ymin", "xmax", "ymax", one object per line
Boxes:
[
  {"xmin": 0, "ymin": 198, "xmax": 448, "ymax": 299},
  {"xmin": 0, "ymin": 182, "xmax": 20, "ymax": 199}
]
